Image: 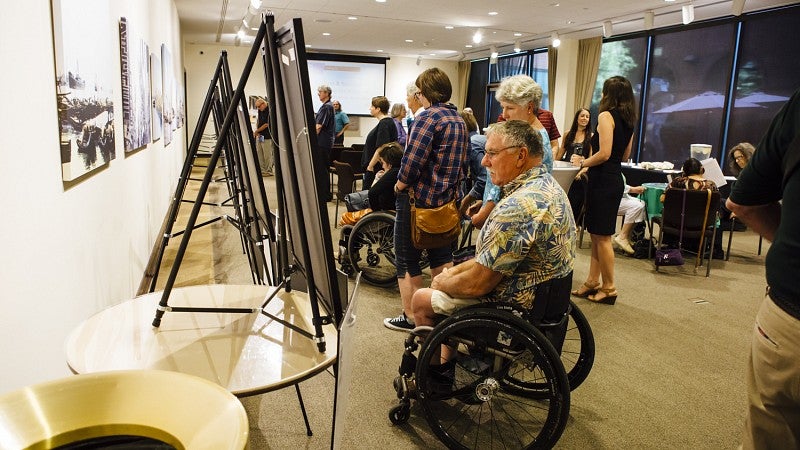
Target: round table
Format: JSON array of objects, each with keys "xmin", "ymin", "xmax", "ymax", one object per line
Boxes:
[{"xmin": 66, "ymin": 284, "xmax": 338, "ymax": 397}]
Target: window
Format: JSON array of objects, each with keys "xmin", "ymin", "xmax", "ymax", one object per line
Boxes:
[
  {"xmin": 484, "ymin": 50, "xmax": 549, "ymax": 126},
  {"xmin": 590, "ymin": 38, "xmax": 647, "ymax": 147},
  {"xmin": 725, "ymin": 7, "xmax": 800, "ymax": 173},
  {"xmin": 641, "ymin": 23, "xmax": 736, "ymax": 165}
]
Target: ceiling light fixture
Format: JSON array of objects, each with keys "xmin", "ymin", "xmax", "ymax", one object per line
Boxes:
[
  {"xmin": 644, "ymin": 11, "xmax": 655, "ymax": 30},
  {"xmin": 377, "ymin": 49, "xmax": 383, "ymax": 52},
  {"xmin": 682, "ymin": 4, "xmax": 695, "ymax": 24},
  {"xmin": 602, "ymin": 20, "xmax": 613, "ymax": 38},
  {"xmin": 489, "ymin": 45, "xmax": 498, "ymax": 63},
  {"xmin": 732, "ymin": 0, "xmax": 746, "ymax": 16},
  {"xmin": 473, "ymin": 29, "xmax": 483, "ymax": 44},
  {"xmin": 514, "ymin": 40, "xmax": 521, "ymax": 52},
  {"xmin": 445, "ymin": 25, "xmax": 454, "ymax": 30},
  {"xmin": 488, "ymin": 11, "xmax": 498, "ymax": 16},
  {"xmin": 513, "ymin": 32, "xmax": 522, "ymax": 37},
  {"xmin": 405, "ymin": 39, "xmax": 413, "ymax": 43},
  {"xmin": 323, "ymin": 32, "xmax": 331, "ymax": 36},
  {"xmin": 348, "ymin": 16, "xmax": 358, "ymax": 20},
  {"xmin": 465, "ymin": 44, "xmax": 473, "ymax": 48},
  {"xmin": 551, "ymin": 33, "xmax": 561, "ymax": 48}
]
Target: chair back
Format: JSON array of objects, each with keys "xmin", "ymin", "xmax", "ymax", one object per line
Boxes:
[
  {"xmin": 350, "ymin": 143, "xmax": 365, "ymax": 154},
  {"xmin": 661, "ymin": 188, "xmax": 720, "ymax": 239},
  {"xmin": 339, "ymin": 150, "xmax": 364, "ymax": 174},
  {"xmin": 332, "ymin": 161, "xmax": 357, "ymax": 200},
  {"xmin": 330, "ymin": 146, "xmax": 347, "ymax": 165}
]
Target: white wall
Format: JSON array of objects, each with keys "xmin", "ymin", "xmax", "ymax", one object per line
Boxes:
[
  {"xmin": 183, "ymin": 48, "xmax": 461, "ymax": 146},
  {"xmin": 0, "ymin": 1, "xmax": 184, "ymax": 393}
]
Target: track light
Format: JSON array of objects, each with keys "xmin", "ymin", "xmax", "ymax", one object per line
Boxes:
[
  {"xmin": 473, "ymin": 29, "xmax": 483, "ymax": 44},
  {"xmin": 602, "ymin": 20, "xmax": 613, "ymax": 38},
  {"xmin": 489, "ymin": 45, "xmax": 498, "ymax": 63},
  {"xmin": 732, "ymin": 0, "xmax": 745, "ymax": 16},
  {"xmin": 644, "ymin": 11, "xmax": 654, "ymax": 30},
  {"xmin": 551, "ymin": 33, "xmax": 561, "ymax": 48},
  {"xmin": 249, "ymin": 0, "xmax": 262, "ymax": 9},
  {"xmin": 416, "ymin": 55, "xmax": 422, "ymax": 66},
  {"xmin": 682, "ymin": 4, "xmax": 695, "ymax": 24},
  {"xmin": 514, "ymin": 40, "xmax": 521, "ymax": 53}
]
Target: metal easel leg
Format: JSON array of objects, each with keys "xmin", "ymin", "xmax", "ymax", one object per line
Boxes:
[{"xmin": 295, "ymin": 384, "xmax": 313, "ymax": 436}]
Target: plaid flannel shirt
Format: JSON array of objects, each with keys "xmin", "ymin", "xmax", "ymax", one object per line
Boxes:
[{"xmin": 398, "ymin": 103, "xmax": 467, "ymax": 207}]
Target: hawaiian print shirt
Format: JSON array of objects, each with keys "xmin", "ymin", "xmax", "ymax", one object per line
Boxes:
[{"xmin": 475, "ymin": 165, "xmax": 576, "ymax": 309}]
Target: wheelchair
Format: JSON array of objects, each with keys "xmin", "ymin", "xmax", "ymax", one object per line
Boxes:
[
  {"xmin": 388, "ymin": 273, "xmax": 595, "ymax": 449},
  {"xmin": 337, "ymin": 210, "xmax": 435, "ymax": 287}
]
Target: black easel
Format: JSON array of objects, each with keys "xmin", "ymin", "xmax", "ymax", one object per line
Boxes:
[{"xmin": 147, "ymin": 15, "xmax": 341, "ymax": 353}]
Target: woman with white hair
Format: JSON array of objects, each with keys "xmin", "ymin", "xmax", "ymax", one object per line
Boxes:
[{"xmin": 493, "ymin": 74, "xmax": 557, "ymax": 172}]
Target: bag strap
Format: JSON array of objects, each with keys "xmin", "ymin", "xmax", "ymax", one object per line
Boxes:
[{"xmin": 696, "ymin": 189, "xmax": 713, "ymax": 267}]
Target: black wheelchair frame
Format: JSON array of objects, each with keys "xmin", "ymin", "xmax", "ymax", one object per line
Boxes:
[{"xmin": 389, "ymin": 279, "xmax": 594, "ymax": 449}]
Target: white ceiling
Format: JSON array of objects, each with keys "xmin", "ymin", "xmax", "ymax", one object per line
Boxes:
[{"xmin": 176, "ymin": 0, "xmax": 795, "ymax": 60}]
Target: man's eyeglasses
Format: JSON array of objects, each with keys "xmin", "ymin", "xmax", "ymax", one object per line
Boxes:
[{"xmin": 485, "ymin": 145, "xmax": 520, "ymax": 159}]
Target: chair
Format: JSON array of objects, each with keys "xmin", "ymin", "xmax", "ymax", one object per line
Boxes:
[
  {"xmin": 650, "ymin": 188, "xmax": 720, "ymax": 277},
  {"xmin": 332, "ymin": 161, "xmax": 358, "ymax": 227},
  {"xmin": 329, "ymin": 146, "xmax": 348, "ymax": 193},
  {"xmin": 338, "ymin": 149, "xmax": 365, "ymax": 189},
  {"xmin": 725, "ymin": 215, "xmax": 764, "ymax": 261}
]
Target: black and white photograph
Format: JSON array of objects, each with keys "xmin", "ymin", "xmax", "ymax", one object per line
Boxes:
[
  {"xmin": 119, "ymin": 17, "xmax": 151, "ymax": 152},
  {"xmin": 161, "ymin": 44, "xmax": 174, "ymax": 147},
  {"xmin": 51, "ymin": 0, "xmax": 116, "ymax": 181},
  {"xmin": 150, "ymin": 52, "xmax": 162, "ymax": 143}
]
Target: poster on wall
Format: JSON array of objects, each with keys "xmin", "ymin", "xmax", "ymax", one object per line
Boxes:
[
  {"xmin": 176, "ymin": 82, "xmax": 185, "ymax": 129},
  {"xmin": 51, "ymin": 0, "xmax": 116, "ymax": 181},
  {"xmin": 161, "ymin": 44, "xmax": 174, "ymax": 147},
  {"xmin": 150, "ymin": 52, "xmax": 163, "ymax": 142},
  {"xmin": 119, "ymin": 17, "xmax": 151, "ymax": 152}
]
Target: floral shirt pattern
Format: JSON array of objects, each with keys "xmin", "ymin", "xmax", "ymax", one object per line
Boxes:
[{"xmin": 475, "ymin": 166, "xmax": 576, "ymax": 309}]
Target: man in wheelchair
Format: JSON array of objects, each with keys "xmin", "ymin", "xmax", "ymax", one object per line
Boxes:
[{"xmin": 410, "ymin": 119, "xmax": 577, "ymax": 379}]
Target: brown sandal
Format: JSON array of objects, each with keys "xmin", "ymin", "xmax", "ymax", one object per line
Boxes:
[
  {"xmin": 587, "ymin": 288, "xmax": 617, "ymax": 305},
  {"xmin": 571, "ymin": 282, "xmax": 600, "ymax": 298}
]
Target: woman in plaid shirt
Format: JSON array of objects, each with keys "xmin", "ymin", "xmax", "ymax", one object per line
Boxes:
[{"xmin": 384, "ymin": 67, "xmax": 469, "ymax": 331}]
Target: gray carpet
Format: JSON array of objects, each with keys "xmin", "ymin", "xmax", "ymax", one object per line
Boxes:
[{"xmin": 209, "ymin": 174, "xmax": 765, "ymax": 449}]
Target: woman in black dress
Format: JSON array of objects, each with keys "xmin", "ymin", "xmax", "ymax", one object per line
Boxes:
[
  {"xmin": 362, "ymin": 96, "xmax": 397, "ymax": 189},
  {"xmin": 571, "ymin": 76, "xmax": 637, "ymax": 305}
]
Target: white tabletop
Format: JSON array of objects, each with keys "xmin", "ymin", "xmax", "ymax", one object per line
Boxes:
[{"xmin": 66, "ymin": 284, "xmax": 338, "ymax": 397}]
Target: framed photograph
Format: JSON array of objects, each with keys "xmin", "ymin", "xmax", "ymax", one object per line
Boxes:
[
  {"xmin": 161, "ymin": 44, "xmax": 174, "ymax": 146},
  {"xmin": 150, "ymin": 52, "xmax": 162, "ymax": 142},
  {"xmin": 119, "ymin": 17, "xmax": 151, "ymax": 152},
  {"xmin": 51, "ymin": 0, "xmax": 116, "ymax": 181}
]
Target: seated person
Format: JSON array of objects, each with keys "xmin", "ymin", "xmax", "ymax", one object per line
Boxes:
[
  {"xmin": 338, "ymin": 142, "xmax": 403, "ymax": 226},
  {"xmin": 613, "ymin": 179, "xmax": 646, "ymax": 255},
  {"xmin": 662, "ymin": 157, "xmax": 719, "ymax": 199},
  {"xmin": 467, "ymin": 126, "xmax": 555, "ymax": 229},
  {"xmin": 410, "ymin": 119, "xmax": 576, "ymax": 340},
  {"xmin": 661, "ymin": 157, "xmax": 724, "ymax": 259}
]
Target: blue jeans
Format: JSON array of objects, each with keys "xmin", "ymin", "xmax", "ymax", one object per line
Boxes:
[{"xmin": 394, "ymin": 191, "xmax": 453, "ymax": 277}]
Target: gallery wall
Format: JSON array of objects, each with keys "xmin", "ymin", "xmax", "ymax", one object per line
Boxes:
[{"xmin": 0, "ymin": 1, "xmax": 185, "ymax": 392}]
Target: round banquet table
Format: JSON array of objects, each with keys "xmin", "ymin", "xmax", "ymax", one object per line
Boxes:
[{"xmin": 66, "ymin": 284, "xmax": 337, "ymax": 397}]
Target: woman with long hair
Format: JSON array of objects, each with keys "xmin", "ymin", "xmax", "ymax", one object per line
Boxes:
[
  {"xmin": 557, "ymin": 108, "xmax": 592, "ymax": 161},
  {"xmin": 571, "ymin": 76, "xmax": 637, "ymax": 305}
]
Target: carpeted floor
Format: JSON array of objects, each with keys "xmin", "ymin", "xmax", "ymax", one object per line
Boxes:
[{"xmin": 169, "ymin": 167, "xmax": 767, "ymax": 449}]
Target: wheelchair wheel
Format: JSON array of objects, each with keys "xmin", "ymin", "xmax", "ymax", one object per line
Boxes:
[
  {"xmin": 347, "ymin": 212, "xmax": 397, "ymax": 287},
  {"xmin": 560, "ymin": 301, "xmax": 595, "ymax": 390},
  {"xmin": 415, "ymin": 308, "xmax": 570, "ymax": 449}
]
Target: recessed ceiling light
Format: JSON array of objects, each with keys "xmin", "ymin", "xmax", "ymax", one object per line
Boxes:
[
  {"xmin": 465, "ymin": 44, "xmax": 473, "ymax": 48},
  {"xmin": 566, "ymin": 20, "xmax": 574, "ymax": 24},
  {"xmin": 405, "ymin": 39, "xmax": 413, "ymax": 43},
  {"xmin": 488, "ymin": 11, "xmax": 498, "ymax": 16},
  {"xmin": 377, "ymin": 49, "xmax": 383, "ymax": 52},
  {"xmin": 514, "ymin": 32, "xmax": 522, "ymax": 36},
  {"xmin": 430, "ymin": 53, "xmax": 435, "ymax": 56},
  {"xmin": 322, "ymin": 32, "xmax": 331, "ymax": 36},
  {"xmin": 550, "ymin": 2, "xmax": 560, "ymax": 6},
  {"xmin": 305, "ymin": 44, "xmax": 311, "ymax": 48},
  {"xmin": 445, "ymin": 25, "xmax": 454, "ymax": 29},
  {"xmin": 375, "ymin": 0, "xmax": 386, "ymax": 2},
  {"xmin": 664, "ymin": 0, "xmax": 675, "ymax": 2},
  {"xmin": 348, "ymin": 16, "xmax": 358, "ymax": 20}
]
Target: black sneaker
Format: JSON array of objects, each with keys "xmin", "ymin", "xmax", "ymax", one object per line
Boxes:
[{"xmin": 384, "ymin": 313, "xmax": 415, "ymax": 331}]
